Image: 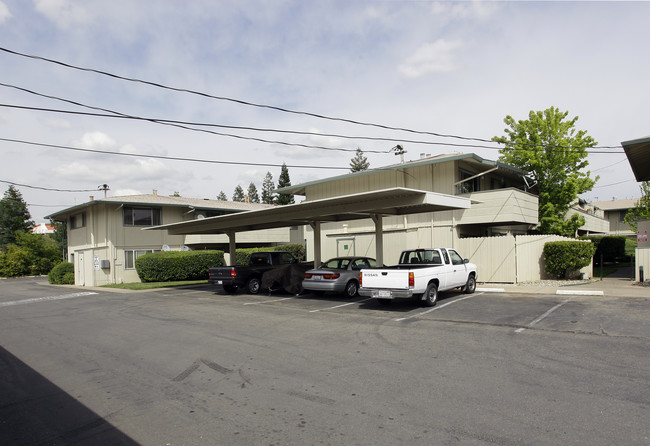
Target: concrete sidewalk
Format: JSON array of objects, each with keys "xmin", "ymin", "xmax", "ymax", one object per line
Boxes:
[{"xmin": 479, "ymin": 275, "xmax": 650, "ymax": 298}]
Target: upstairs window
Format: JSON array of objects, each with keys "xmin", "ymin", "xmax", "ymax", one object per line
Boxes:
[
  {"xmin": 458, "ymin": 169, "xmax": 481, "ymax": 194},
  {"xmin": 70, "ymin": 212, "xmax": 86, "ymax": 229},
  {"xmin": 123, "ymin": 207, "xmax": 161, "ymax": 226}
]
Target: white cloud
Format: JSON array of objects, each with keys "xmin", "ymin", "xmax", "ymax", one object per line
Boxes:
[
  {"xmin": 430, "ymin": 1, "xmax": 499, "ymax": 20},
  {"xmin": 41, "ymin": 117, "xmax": 71, "ymax": 129},
  {"xmin": 33, "ymin": 0, "xmax": 90, "ymax": 28},
  {"xmin": 0, "ymin": 1, "xmax": 11, "ymax": 23},
  {"xmin": 74, "ymin": 132, "xmax": 116, "ymax": 150},
  {"xmin": 399, "ymin": 39, "xmax": 463, "ymax": 78}
]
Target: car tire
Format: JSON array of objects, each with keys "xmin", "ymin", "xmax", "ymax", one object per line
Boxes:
[
  {"xmin": 246, "ymin": 277, "xmax": 261, "ymax": 294},
  {"xmin": 222, "ymin": 284, "xmax": 238, "ymax": 294},
  {"xmin": 464, "ymin": 275, "xmax": 476, "ymax": 294},
  {"xmin": 422, "ymin": 282, "xmax": 438, "ymax": 307},
  {"xmin": 343, "ymin": 280, "xmax": 358, "ymax": 298}
]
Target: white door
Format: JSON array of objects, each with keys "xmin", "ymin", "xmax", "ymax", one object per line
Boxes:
[
  {"xmin": 448, "ymin": 249, "xmax": 468, "ymax": 287},
  {"xmin": 337, "ymin": 238, "xmax": 355, "ymax": 256}
]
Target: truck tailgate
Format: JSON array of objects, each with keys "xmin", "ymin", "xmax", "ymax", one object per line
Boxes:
[{"xmin": 362, "ymin": 269, "xmax": 410, "ymax": 289}]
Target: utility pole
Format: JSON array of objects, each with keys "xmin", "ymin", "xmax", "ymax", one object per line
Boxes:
[
  {"xmin": 98, "ymin": 184, "xmax": 110, "ymax": 198},
  {"xmin": 391, "ymin": 144, "xmax": 406, "ymax": 163}
]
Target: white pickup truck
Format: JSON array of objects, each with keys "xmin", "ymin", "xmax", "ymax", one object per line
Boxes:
[{"xmin": 358, "ymin": 248, "xmax": 477, "ymax": 306}]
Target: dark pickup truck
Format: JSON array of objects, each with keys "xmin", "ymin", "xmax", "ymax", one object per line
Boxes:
[{"xmin": 209, "ymin": 251, "xmax": 298, "ymax": 294}]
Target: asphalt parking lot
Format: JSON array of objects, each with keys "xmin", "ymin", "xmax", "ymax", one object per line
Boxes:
[{"xmin": 1, "ymin": 277, "xmax": 649, "ymax": 445}]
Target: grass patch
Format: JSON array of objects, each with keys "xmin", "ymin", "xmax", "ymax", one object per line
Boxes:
[
  {"xmin": 593, "ymin": 261, "xmax": 632, "ymax": 279},
  {"xmin": 102, "ymin": 280, "xmax": 208, "ymax": 290}
]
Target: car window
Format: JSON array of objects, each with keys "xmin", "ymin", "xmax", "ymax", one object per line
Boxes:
[
  {"xmin": 351, "ymin": 258, "xmax": 373, "ymax": 270},
  {"xmin": 323, "ymin": 259, "xmax": 341, "ymax": 269},
  {"xmin": 449, "ymin": 250, "xmax": 464, "ymax": 265},
  {"xmin": 251, "ymin": 254, "xmax": 269, "ymax": 266},
  {"xmin": 339, "ymin": 259, "xmax": 350, "ymax": 269},
  {"xmin": 280, "ymin": 252, "xmax": 295, "ymax": 264},
  {"xmin": 441, "ymin": 249, "xmax": 450, "ymax": 265}
]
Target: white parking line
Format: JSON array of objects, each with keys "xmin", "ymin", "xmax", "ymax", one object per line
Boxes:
[
  {"xmin": 309, "ymin": 298, "xmax": 372, "ymax": 313},
  {"xmin": 243, "ymin": 297, "xmax": 294, "ymax": 305},
  {"xmin": 0, "ymin": 291, "xmax": 98, "ymax": 308},
  {"xmin": 515, "ymin": 296, "xmax": 575, "ymax": 333},
  {"xmin": 393, "ymin": 293, "xmax": 482, "ymax": 322}
]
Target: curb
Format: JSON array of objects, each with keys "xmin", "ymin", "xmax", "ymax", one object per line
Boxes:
[{"xmin": 556, "ymin": 289, "xmax": 604, "ymax": 296}]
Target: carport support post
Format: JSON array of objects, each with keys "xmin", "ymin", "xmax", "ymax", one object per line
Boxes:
[
  {"xmin": 227, "ymin": 231, "xmax": 236, "ymax": 266},
  {"xmin": 310, "ymin": 221, "xmax": 322, "ymax": 268},
  {"xmin": 372, "ymin": 214, "xmax": 384, "ymax": 266}
]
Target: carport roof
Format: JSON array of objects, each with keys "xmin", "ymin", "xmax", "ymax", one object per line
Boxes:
[
  {"xmin": 147, "ymin": 187, "xmax": 471, "ymax": 235},
  {"xmin": 622, "ymin": 136, "xmax": 650, "ymax": 182}
]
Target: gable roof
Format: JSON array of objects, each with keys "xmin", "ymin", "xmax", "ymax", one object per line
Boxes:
[
  {"xmin": 46, "ymin": 194, "xmax": 274, "ymax": 220},
  {"xmin": 277, "ymin": 152, "xmax": 529, "ymax": 195}
]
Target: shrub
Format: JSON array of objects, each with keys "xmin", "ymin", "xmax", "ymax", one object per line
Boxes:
[
  {"xmin": 135, "ymin": 250, "xmax": 224, "ymax": 282},
  {"xmin": 0, "ymin": 245, "xmax": 31, "ymax": 277},
  {"xmin": 48, "ymin": 262, "xmax": 75, "ymax": 284},
  {"xmin": 579, "ymin": 235, "xmax": 626, "ymax": 263},
  {"xmin": 543, "ymin": 241, "xmax": 596, "ymax": 279},
  {"xmin": 233, "ymin": 244, "xmax": 306, "ymax": 265}
]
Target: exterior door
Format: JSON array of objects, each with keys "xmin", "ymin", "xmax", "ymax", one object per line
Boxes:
[{"xmin": 337, "ymin": 238, "xmax": 355, "ymax": 256}]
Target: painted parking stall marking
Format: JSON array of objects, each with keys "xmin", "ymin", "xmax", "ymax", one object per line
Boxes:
[
  {"xmin": 393, "ymin": 293, "xmax": 482, "ymax": 322},
  {"xmin": 0, "ymin": 291, "xmax": 98, "ymax": 308},
  {"xmin": 309, "ymin": 298, "xmax": 372, "ymax": 313},
  {"xmin": 243, "ymin": 297, "xmax": 294, "ymax": 305},
  {"xmin": 515, "ymin": 296, "xmax": 575, "ymax": 333}
]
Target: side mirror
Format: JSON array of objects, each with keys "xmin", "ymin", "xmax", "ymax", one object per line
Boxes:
[{"xmin": 464, "ymin": 259, "xmax": 469, "ymax": 264}]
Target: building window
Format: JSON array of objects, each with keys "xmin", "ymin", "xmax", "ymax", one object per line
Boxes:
[
  {"xmin": 124, "ymin": 249, "xmax": 157, "ymax": 269},
  {"xmin": 619, "ymin": 210, "xmax": 627, "ymax": 222},
  {"xmin": 458, "ymin": 169, "xmax": 480, "ymax": 194},
  {"xmin": 70, "ymin": 212, "xmax": 86, "ymax": 229},
  {"xmin": 123, "ymin": 207, "xmax": 161, "ymax": 226}
]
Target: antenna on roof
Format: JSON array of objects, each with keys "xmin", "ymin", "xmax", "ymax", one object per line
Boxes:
[{"xmin": 391, "ymin": 145, "xmax": 407, "ymax": 164}]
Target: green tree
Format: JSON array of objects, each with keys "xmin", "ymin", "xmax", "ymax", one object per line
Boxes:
[
  {"xmin": 0, "ymin": 231, "xmax": 61, "ymax": 277},
  {"xmin": 247, "ymin": 182, "xmax": 260, "ymax": 203},
  {"xmin": 217, "ymin": 191, "xmax": 228, "ymax": 201},
  {"xmin": 49, "ymin": 219, "xmax": 67, "ymax": 261},
  {"xmin": 232, "ymin": 185, "xmax": 245, "ymax": 202},
  {"xmin": 624, "ymin": 181, "xmax": 650, "ymax": 232},
  {"xmin": 261, "ymin": 172, "xmax": 275, "ymax": 204},
  {"xmin": 349, "ymin": 147, "xmax": 370, "ymax": 172},
  {"xmin": 0, "ymin": 185, "xmax": 34, "ymax": 249},
  {"xmin": 492, "ymin": 107, "xmax": 598, "ymax": 236},
  {"xmin": 276, "ymin": 163, "xmax": 294, "ymax": 205}
]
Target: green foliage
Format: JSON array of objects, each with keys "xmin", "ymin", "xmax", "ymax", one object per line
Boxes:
[
  {"xmin": 350, "ymin": 148, "xmax": 370, "ymax": 172},
  {"xmin": 543, "ymin": 241, "xmax": 596, "ymax": 279},
  {"xmin": 247, "ymin": 182, "xmax": 260, "ymax": 203},
  {"xmin": 276, "ymin": 163, "xmax": 294, "ymax": 205},
  {"xmin": 0, "ymin": 185, "xmax": 34, "ymax": 249},
  {"xmin": 232, "ymin": 244, "xmax": 306, "ymax": 265},
  {"xmin": 624, "ymin": 181, "xmax": 650, "ymax": 232},
  {"xmin": 261, "ymin": 172, "xmax": 275, "ymax": 204},
  {"xmin": 135, "ymin": 250, "xmax": 225, "ymax": 282},
  {"xmin": 48, "ymin": 262, "xmax": 75, "ymax": 284},
  {"xmin": 0, "ymin": 231, "xmax": 62, "ymax": 277},
  {"xmin": 232, "ymin": 185, "xmax": 245, "ymax": 202},
  {"xmin": 217, "ymin": 191, "xmax": 228, "ymax": 201},
  {"xmin": 49, "ymin": 219, "xmax": 67, "ymax": 260},
  {"xmin": 493, "ymin": 107, "xmax": 598, "ymax": 236},
  {"xmin": 579, "ymin": 235, "xmax": 627, "ymax": 263}
]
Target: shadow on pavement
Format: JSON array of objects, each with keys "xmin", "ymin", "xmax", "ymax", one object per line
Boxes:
[{"xmin": 0, "ymin": 346, "xmax": 138, "ymax": 445}]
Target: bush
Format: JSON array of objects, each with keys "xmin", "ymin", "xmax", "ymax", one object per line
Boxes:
[
  {"xmin": 543, "ymin": 241, "xmax": 596, "ymax": 279},
  {"xmin": 135, "ymin": 250, "xmax": 224, "ymax": 282},
  {"xmin": 232, "ymin": 244, "xmax": 306, "ymax": 265},
  {"xmin": 48, "ymin": 262, "xmax": 75, "ymax": 284},
  {"xmin": 579, "ymin": 235, "xmax": 627, "ymax": 263}
]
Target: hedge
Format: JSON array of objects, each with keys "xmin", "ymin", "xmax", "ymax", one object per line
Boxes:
[
  {"xmin": 48, "ymin": 262, "xmax": 75, "ymax": 284},
  {"xmin": 578, "ymin": 235, "xmax": 627, "ymax": 263},
  {"xmin": 135, "ymin": 250, "xmax": 224, "ymax": 282},
  {"xmin": 232, "ymin": 244, "xmax": 306, "ymax": 265},
  {"xmin": 543, "ymin": 241, "xmax": 596, "ymax": 279}
]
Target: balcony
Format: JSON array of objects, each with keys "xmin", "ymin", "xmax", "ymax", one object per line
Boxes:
[{"xmin": 455, "ymin": 188, "xmax": 538, "ymax": 226}]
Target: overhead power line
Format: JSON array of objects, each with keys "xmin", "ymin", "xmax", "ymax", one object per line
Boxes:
[
  {"xmin": 0, "ymin": 137, "xmax": 351, "ymax": 170},
  {"xmin": 0, "ymin": 179, "xmax": 97, "ymax": 192},
  {"xmin": 0, "ymin": 46, "xmax": 498, "ymax": 145}
]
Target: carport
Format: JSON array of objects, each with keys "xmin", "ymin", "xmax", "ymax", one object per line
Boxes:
[{"xmin": 147, "ymin": 187, "xmax": 472, "ymax": 267}]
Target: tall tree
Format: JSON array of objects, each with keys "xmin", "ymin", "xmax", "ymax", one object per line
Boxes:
[
  {"xmin": 492, "ymin": 107, "xmax": 598, "ymax": 236},
  {"xmin": 232, "ymin": 185, "xmax": 245, "ymax": 202},
  {"xmin": 276, "ymin": 163, "xmax": 294, "ymax": 205},
  {"xmin": 261, "ymin": 172, "xmax": 275, "ymax": 204},
  {"xmin": 624, "ymin": 181, "xmax": 650, "ymax": 232},
  {"xmin": 49, "ymin": 219, "xmax": 67, "ymax": 261},
  {"xmin": 349, "ymin": 147, "xmax": 370, "ymax": 172},
  {"xmin": 247, "ymin": 182, "xmax": 260, "ymax": 203},
  {"xmin": 216, "ymin": 191, "xmax": 228, "ymax": 201},
  {"xmin": 0, "ymin": 185, "xmax": 34, "ymax": 249}
]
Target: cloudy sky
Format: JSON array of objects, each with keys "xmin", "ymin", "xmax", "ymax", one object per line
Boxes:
[{"xmin": 1, "ymin": 0, "xmax": 648, "ymax": 223}]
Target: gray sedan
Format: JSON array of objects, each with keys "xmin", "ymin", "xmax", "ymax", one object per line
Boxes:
[{"xmin": 303, "ymin": 256, "xmax": 376, "ymax": 298}]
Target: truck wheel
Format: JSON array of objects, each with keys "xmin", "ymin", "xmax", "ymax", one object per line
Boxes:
[
  {"xmin": 464, "ymin": 275, "xmax": 476, "ymax": 294},
  {"xmin": 423, "ymin": 282, "xmax": 438, "ymax": 307},
  {"xmin": 222, "ymin": 284, "xmax": 238, "ymax": 294},
  {"xmin": 246, "ymin": 277, "xmax": 261, "ymax": 294},
  {"xmin": 343, "ymin": 280, "xmax": 358, "ymax": 298}
]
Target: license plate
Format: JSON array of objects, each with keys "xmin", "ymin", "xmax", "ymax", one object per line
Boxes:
[
  {"xmin": 313, "ymin": 275, "xmax": 322, "ymax": 280},
  {"xmin": 378, "ymin": 290, "xmax": 392, "ymax": 298},
  {"xmin": 217, "ymin": 280, "xmax": 223, "ymax": 284}
]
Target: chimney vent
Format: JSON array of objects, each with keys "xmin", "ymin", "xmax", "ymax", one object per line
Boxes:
[
  {"xmin": 153, "ymin": 190, "xmax": 158, "ymax": 196},
  {"xmin": 89, "ymin": 196, "xmax": 94, "ymax": 201}
]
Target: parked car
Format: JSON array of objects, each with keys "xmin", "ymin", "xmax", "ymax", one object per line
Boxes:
[
  {"xmin": 303, "ymin": 256, "xmax": 376, "ymax": 298},
  {"xmin": 209, "ymin": 251, "xmax": 298, "ymax": 294}
]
